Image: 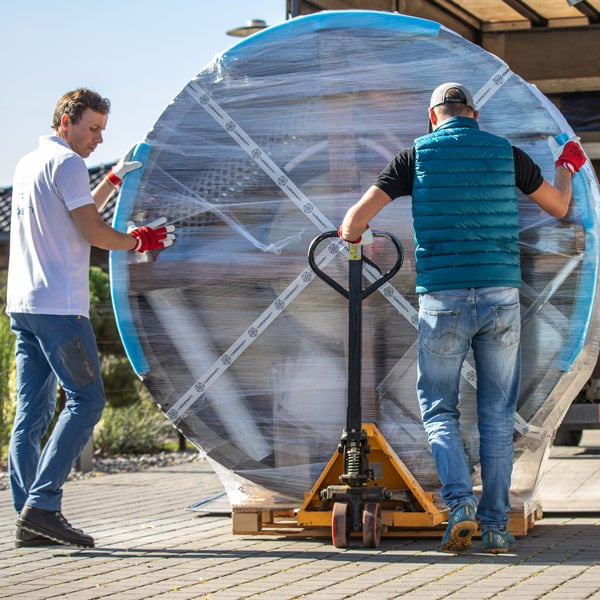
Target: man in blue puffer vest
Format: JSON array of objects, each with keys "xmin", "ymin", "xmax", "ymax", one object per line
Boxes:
[{"xmin": 339, "ymin": 82, "xmax": 587, "ymax": 553}]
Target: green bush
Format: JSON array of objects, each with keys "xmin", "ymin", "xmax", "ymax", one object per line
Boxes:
[
  {"xmin": 0, "ymin": 265, "xmax": 176, "ymax": 459},
  {"xmin": 102, "ymin": 355, "xmax": 141, "ymax": 408},
  {"xmin": 0, "ymin": 307, "xmax": 15, "ymax": 464},
  {"xmin": 94, "ymin": 391, "xmax": 179, "ymax": 455},
  {"xmin": 89, "ymin": 265, "xmax": 123, "ymax": 356}
]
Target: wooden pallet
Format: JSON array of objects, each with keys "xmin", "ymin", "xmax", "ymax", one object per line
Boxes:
[{"xmin": 232, "ymin": 498, "xmax": 542, "ymax": 539}]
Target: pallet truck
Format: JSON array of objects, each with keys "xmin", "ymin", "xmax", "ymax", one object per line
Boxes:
[{"xmin": 298, "ymin": 230, "xmax": 448, "ymax": 548}]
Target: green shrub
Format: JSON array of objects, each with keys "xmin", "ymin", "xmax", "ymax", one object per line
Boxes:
[
  {"xmin": 89, "ymin": 266, "xmax": 123, "ymax": 356},
  {"xmin": 0, "ymin": 308, "xmax": 15, "ymax": 464},
  {"xmin": 101, "ymin": 355, "xmax": 141, "ymax": 408},
  {"xmin": 94, "ymin": 391, "xmax": 179, "ymax": 455},
  {"xmin": 0, "ymin": 269, "xmax": 15, "ymax": 463},
  {"xmin": 0, "ymin": 265, "xmax": 173, "ymax": 459}
]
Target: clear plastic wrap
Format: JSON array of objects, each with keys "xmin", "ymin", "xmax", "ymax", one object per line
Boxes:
[{"xmin": 109, "ymin": 11, "xmax": 600, "ymax": 514}]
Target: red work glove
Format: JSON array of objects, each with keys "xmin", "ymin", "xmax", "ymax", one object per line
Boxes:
[
  {"xmin": 129, "ymin": 217, "xmax": 175, "ymax": 252},
  {"xmin": 555, "ymin": 141, "xmax": 586, "ymax": 174},
  {"xmin": 337, "ymin": 224, "xmax": 374, "ymax": 245}
]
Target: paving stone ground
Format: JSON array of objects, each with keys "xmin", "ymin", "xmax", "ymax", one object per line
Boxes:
[{"xmin": 1, "ymin": 434, "xmax": 599, "ymax": 600}]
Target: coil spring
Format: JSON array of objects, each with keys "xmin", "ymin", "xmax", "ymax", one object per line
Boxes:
[{"xmin": 345, "ymin": 445, "xmax": 361, "ymax": 476}]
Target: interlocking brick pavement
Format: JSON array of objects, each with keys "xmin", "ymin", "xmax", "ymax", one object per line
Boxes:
[{"xmin": 1, "ymin": 451, "xmax": 599, "ymax": 599}]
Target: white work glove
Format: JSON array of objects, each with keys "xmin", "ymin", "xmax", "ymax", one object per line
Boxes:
[
  {"xmin": 337, "ymin": 224, "xmax": 374, "ymax": 245},
  {"xmin": 106, "ymin": 145, "xmax": 143, "ymax": 187},
  {"xmin": 127, "ymin": 217, "xmax": 176, "ymax": 252}
]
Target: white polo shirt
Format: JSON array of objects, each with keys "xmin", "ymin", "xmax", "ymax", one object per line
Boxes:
[{"xmin": 6, "ymin": 135, "xmax": 95, "ymax": 317}]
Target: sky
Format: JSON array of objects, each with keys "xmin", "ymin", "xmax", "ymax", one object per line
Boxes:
[{"xmin": 0, "ymin": 0, "xmax": 288, "ymax": 187}]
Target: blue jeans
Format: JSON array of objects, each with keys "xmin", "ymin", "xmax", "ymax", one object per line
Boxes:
[
  {"xmin": 417, "ymin": 287, "xmax": 521, "ymax": 531},
  {"xmin": 8, "ymin": 313, "xmax": 105, "ymax": 513}
]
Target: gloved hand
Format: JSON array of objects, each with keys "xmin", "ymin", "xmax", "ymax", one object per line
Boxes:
[
  {"xmin": 107, "ymin": 146, "xmax": 143, "ymax": 187},
  {"xmin": 555, "ymin": 140, "xmax": 586, "ymax": 174},
  {"xmin": 337, "ymin": 224, "xmax": 374, "ymax": 245},
  {"xmin": 129, "ymin": 217, "xmax": 176, "ymax": 252}
]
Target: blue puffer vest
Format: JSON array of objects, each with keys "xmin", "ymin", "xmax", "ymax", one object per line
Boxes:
[{"xmin": 412, "ymin": 116, "xmax": 521, "ymax": 293}]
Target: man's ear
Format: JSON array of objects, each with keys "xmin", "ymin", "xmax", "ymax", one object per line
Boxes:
[
  {"xmin": 428, "ymin": 108, "xmax": 438, "ymax": 127},
  {"xmin": 428, "ymin": 107, "xmax": 438, "ymax": 133},
  {"xmin": 59, "ymin": 113, "xmax": 71, "ymax": 131}
]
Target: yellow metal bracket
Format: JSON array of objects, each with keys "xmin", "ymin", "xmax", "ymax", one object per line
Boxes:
[{"xmin": 296, "ymin": 422, "xmax": 448, "ymax": 532}]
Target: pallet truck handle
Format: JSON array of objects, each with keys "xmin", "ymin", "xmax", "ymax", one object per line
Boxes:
[{"xmin": 307, "ymin": 230, "xmax": 403, "ymax": 298}]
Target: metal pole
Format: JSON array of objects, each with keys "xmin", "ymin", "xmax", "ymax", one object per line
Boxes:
[{"xmin": 346, "ymin": 244, "xmax": 362, "ymax": 432}]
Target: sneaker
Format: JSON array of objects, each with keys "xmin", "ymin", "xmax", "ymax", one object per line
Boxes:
[
  {"xmin": 16, "ymin": 506, "xmax": 95, "ymax": 548},
  {"xmin": 481, "ymin": 528, "xmax": 516, "ymax": 553},
  {"xmin": 441, "ymin": 503, "xmax": 478, "ymax": 552},
  {"xmin": 15, "ymin": 525, "xmax": 60, "ymax": 548}
]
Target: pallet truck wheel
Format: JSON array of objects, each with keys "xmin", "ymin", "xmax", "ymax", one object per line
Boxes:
[
  {"xmin": 362, "ymin": 502, "xmax": 382, "ymax": 548},
  {"xmin": 332, "ymin": 502, "xmax": 351, "ymax": 548}
]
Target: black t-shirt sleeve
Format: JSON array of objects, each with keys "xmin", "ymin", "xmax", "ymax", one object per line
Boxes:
[
  {"xmin": 374, "ymin": 147, "xmax": 414, "ymax": 199},
  {"xmin": 513, "ymin": 146, "xmax": 544, "ymax": 195},
  {"xmin": 374, "ymin": 145, "xmax": 543, "ymax": 198}
]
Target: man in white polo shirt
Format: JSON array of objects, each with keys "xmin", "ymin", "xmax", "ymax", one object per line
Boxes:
[{"xmin": 6, "ymin": 88, "xmax": 175, "ymax": 548}]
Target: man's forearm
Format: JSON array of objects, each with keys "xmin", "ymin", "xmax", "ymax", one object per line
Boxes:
[
  {"xmin": 91, "ymin": 177, "xmax": 118, "ymax": 211},
  {"xmin": 340, "ymin": 186, "xmax": 391, "ymax": 241}
]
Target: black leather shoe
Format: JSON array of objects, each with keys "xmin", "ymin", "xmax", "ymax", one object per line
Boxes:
[
  {"xmin": 15, "ymin": 525, "xmax": 61, "ymax": 548},
  {"xmin": 16, "ymin": 506, "xmax": 95, "ymax": 548}
]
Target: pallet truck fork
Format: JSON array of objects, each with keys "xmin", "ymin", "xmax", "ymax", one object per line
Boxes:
[{"xmin": 299, "ymin": 230, "xmax": 448, "ymax": 548}]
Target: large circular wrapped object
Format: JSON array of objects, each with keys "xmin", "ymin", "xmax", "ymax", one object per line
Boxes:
[{"xmin": 110, "ymin": 11, "xmax": 600, "ymax": 509}]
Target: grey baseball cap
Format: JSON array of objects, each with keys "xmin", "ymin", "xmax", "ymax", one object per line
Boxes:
[{"xmin": 429, "ymin": 82, "xmax": 476, "ymax": 111}]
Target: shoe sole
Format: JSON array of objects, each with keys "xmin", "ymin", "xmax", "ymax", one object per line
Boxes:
[
  {"xmin": 483, "ymin": 542, "xmax": 516, "ymax": 554},
  {"xmin": 441, "ymin": 520, "xmax": 478, "ymax": 552},
  {"xmin": 15, "ymin": 538, "xmax": 61, "ymax": 548},
  {"xmin": 16, "ymin": 519, "xmax": 95, "ymax": 548},
  {"xmin": 482, "ymin": 531, "xmax": 516, "ymax": 553}
]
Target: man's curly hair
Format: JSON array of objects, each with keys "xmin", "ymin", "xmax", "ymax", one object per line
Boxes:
[{"xmin": 52, "ymin": 88, "xmax": 110, "ymax": 130}]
